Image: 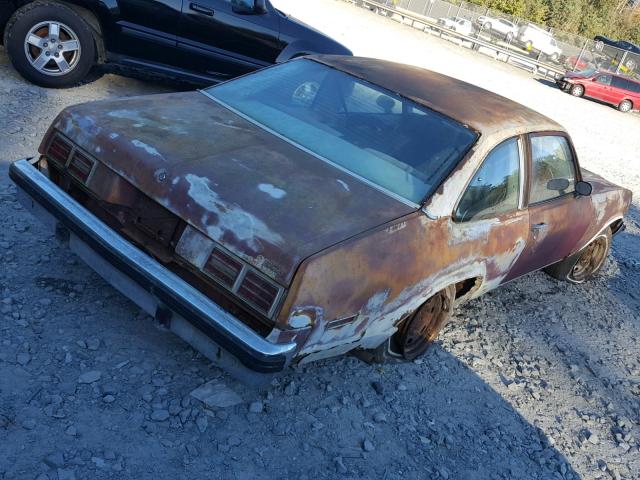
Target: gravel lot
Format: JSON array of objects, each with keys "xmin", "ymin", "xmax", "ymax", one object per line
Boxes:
[{"xmin": 1, "ymin": 1, "xmax": 639, "ymax": 479}]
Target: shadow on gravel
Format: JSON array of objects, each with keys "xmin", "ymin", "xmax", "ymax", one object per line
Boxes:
[{"xmin": 0, "ymin": 220, "xmax": 582, "ymax": 479}]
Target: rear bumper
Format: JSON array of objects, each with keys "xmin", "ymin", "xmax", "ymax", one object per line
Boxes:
[{"xmin": 9, "ymin": 158, "xmax": 296, "ymax": 379}]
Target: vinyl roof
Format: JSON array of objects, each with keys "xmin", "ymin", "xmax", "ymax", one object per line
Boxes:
[{"xmin": 310, "ymin": 55, "xmax": 563, "ymax": 136}]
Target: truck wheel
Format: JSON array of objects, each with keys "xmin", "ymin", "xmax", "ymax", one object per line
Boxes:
[
  {"xmin": 544, "ymin": 229, "xmax": 611, "ymax": 284},
  {"xmin": 355, "ymin": 286, "xmax": 456, "ymax": 363},
  {"xmin": 550, "ymin": 52, "xmax": 559, "ymax": 62},
  {"xmin": 4, "ymin": 1, "xmax": 97, "ymax": 88},
  {"xmin": 570, "ymin": 84, "xmax": 584, "ymax": 97},
  {"xmin": 618, "ymin": 100, "xmax": 633, "ymax": 113}
]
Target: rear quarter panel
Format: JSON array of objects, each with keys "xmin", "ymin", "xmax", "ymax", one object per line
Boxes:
[
  {"xmin": 576, "ymin": 170, "xmax": 633, "ymax": 249},
  {"xmin": 276, "ymin": 209, "xmax": 529, "ymax": 362}
]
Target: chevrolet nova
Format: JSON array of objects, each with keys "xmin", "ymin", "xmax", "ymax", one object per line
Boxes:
[{"xmin": 10, "ymin": 56, "xmax": 632, "ymax": 382}]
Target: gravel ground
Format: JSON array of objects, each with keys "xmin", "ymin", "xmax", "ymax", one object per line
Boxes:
[{"xmin": 1, "ymin": 1, "xmax": 639, "ymax": 479}]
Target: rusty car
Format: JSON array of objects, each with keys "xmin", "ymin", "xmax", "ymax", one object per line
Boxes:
[{"xmin": 9, "ymin": 56, "xmax": 632, "ymax": 382}]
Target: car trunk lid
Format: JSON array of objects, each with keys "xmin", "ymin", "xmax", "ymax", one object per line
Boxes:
[{"xmin": 48, "ymin": 91, "xmax": 415, "ymax": 285}]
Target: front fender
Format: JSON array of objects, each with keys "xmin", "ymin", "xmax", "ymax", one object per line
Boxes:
[{"xmin": 275, "ymin": 39, "xmax": 352, "ymax": 63}]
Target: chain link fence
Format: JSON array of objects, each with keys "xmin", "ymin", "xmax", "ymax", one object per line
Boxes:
[{"xmin": 357, "ymin": 0, "xmax": 640, "ymax": 80}]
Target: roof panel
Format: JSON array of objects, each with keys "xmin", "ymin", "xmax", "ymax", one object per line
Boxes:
[{"xmin": 310, "ymin": 55, "xmax": 563, "ymax": 136}]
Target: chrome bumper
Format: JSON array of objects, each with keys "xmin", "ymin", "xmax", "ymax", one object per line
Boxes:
[{"xmin": 9, "ymin": 158, "xmax": 296, "ymax": 379}]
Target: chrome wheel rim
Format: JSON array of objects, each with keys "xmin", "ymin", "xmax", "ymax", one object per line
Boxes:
[
  {"xmin": 571, "ymin": 85, "xmax": 583, "ymax": 96},
  {"xmin": 569, "ymin": 235, "xmax": 608, "ymax": 283},
  {"xmin": 24, "ymin": 21, "xmax": 81, "ymax": 76},
  {"xmin": 620, "ymin": 101, "xmax": 631, "ymax": 112}
]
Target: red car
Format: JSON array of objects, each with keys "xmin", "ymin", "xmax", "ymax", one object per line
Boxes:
[{"xmin": 557, "ymin": 69, "xmax": 640, "ymax": 112}]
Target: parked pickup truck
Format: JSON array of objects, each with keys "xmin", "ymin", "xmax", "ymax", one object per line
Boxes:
[{"xmin": 0, "ymin": 0, "xmax": 351, "ymax": 88}]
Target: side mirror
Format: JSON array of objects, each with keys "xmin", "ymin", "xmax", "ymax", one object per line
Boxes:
[
  {"xmin": 231, "ymin": 0, "xmax": 256, "ymax": 14},
  {"xmin": 255, "ymin": 0, "xmax": 267, "ymax": 14},
  {"xmin": 575, "ymin": 180, "xmax": 592, "ymax": 196}
]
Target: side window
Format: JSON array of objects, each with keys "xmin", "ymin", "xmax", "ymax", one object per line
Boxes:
[
  {"xmin": 611, "ymin": 76, "xmax": 630, "ymax": 91},
  {"xmin": 529, "ymin": 136, "xmax": 576, "ymax": 204},
  {"xmin": 455, "ymin": 138, "xmax": 520, "ymax": 222},
  {"xmin": 595, "ymin": 74, "xmax": 612, "ymax": 85}
]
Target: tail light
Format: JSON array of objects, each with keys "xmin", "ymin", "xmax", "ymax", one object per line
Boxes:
[
  {"xmin": 178, "ymin": 227, "xmax": 284, "ymax": 318},
  {"xmin": 204, "ymin": 248, "xmax": 243, "ymax": 288},
  {"xmin": 46, "ymin": 135, "xmax": 72, "ymax": 166},
  {"xmin": 237, "ymin": 270, "xmax": 280, "ymax": 315},
  {"xmin": 68, "ymin": 150, "xmax": 95, "ymax": 184}
]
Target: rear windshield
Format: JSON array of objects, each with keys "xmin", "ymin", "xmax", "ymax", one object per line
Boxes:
[{"xmin": 205, "ymin": 59, "xmax": 478, "ymax": 205}]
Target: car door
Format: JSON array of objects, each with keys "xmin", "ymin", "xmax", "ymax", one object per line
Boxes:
[
  {"xmin": 609, "ymin": 76, "xmax": 631, "ymax": 105},
  {"xmin": 176, "ymin": 0, "xmax": 281, "ymax": 80},
  {"xmin": 504, "ymin": 133, "xmax": 593, "ymax": 281},
  {"xmin": 585, "ymin": 73, "xmax": 614, "ymax": 103},
  {"xmin": 109, "ymin": 0, "xmax": 182, "ymax": 65},
  {"xmin": 451, "ymin": 137, "xmax": 530, "ymax": 288}
]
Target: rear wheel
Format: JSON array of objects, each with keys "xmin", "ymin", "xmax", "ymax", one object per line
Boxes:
[
  {"xmin": 618, "ymin": 100, "xmax": 633, "ymax": 113},
  {"xmin": 4, "ymin": 2, "xmax": 97, "ymax": 88},
  {"xmin": 355, "ymin": 286, "xmax": 455, "ymax": 363},
  {"xmin": 568, "ymin": 231, "xmax": 611, "ymax": 283},
  {"xmin": 544, "ymin": 229, "xmax": 611, "ymax": 284},
  {"xmin": 570, "ymin": 84, "xmax": 584, "ymax": 97}
]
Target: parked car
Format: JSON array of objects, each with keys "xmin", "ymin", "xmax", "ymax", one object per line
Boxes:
[
  {"xmin": 362, "ymin": 0, "xmax": 396, "ymax": 13},
  {"xmin": 517, "ymin": 23, "xmax": 562, "ymax": 62},
  {"xmin": 557, "ymin": 69, "xmax": 640, "ymax": 112},
  {"xmin": 563, "ymin": 55, "xmax": 606, "ymax": 72},
  {"xmin": 10, "ymin": 56, "xmax": 631, "ymax": 381},
  {"xmin": 437, "ymin": 17, "xmax": 474, "ymax": 37},
  {"xmin": 593, "ymin": 36, "xmax": 639, "ymax": 73},
  {"xmin": 594, "ymin": 36, "xmax": 640, "ymax": 55},
  {"xmin": 0, "ymin": 0, "xmax": 351, "ymax": 88},
  {"xmin": 475, "ymin": 15, "xmax": 517, "ymax": 41}
]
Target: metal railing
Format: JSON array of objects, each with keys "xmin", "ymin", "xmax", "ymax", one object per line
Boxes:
[
  {"xmin": 356, "ymin": 0, "xmax": 564, "ymax": 78},
  {"xmin": 352, "ymin": 0, "xmax": 640, "ymax": 81}
]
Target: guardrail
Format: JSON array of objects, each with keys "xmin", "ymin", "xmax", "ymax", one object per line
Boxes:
[{"xmin": 356, "ymin": 0, "xmax": 565, "ymax": 80}]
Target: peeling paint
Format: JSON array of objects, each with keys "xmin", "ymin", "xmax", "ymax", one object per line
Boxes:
[
  {"xmin": 258, "ymin": 183, "xmax": 287, "ymax": 199},
  {"xmin": 132, "ymin": 139, "xmax": 163, "ymax": 158},
  {"xmin": 336, "ymin": 179, "xmax": 350, "ymax": 192},
  {"xmin": 185, "ymin": 174, "xmax": 284, "ymax": 250}
]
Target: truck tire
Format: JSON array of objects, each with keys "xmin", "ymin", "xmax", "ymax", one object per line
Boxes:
[{"xmin": 4, "ymin": 1, "xmax": 97, "ymax": 88}]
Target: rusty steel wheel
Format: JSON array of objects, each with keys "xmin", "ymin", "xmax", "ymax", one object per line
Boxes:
[
  {"xmin": 568, "ymin": 231, "xmax": 610, "ymax": 284},
  {"xmin": 394, "ymin": 287, "xmax": 455, "ymax": 360}
]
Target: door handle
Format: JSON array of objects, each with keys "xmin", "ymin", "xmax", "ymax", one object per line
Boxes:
[
  {"xmin": 189, "ymin": 3, "xmax": 214, "ymax": 16},
  {"xmin": 531, "ymin": 223, "xmax": 548, "ymax": 232}
]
